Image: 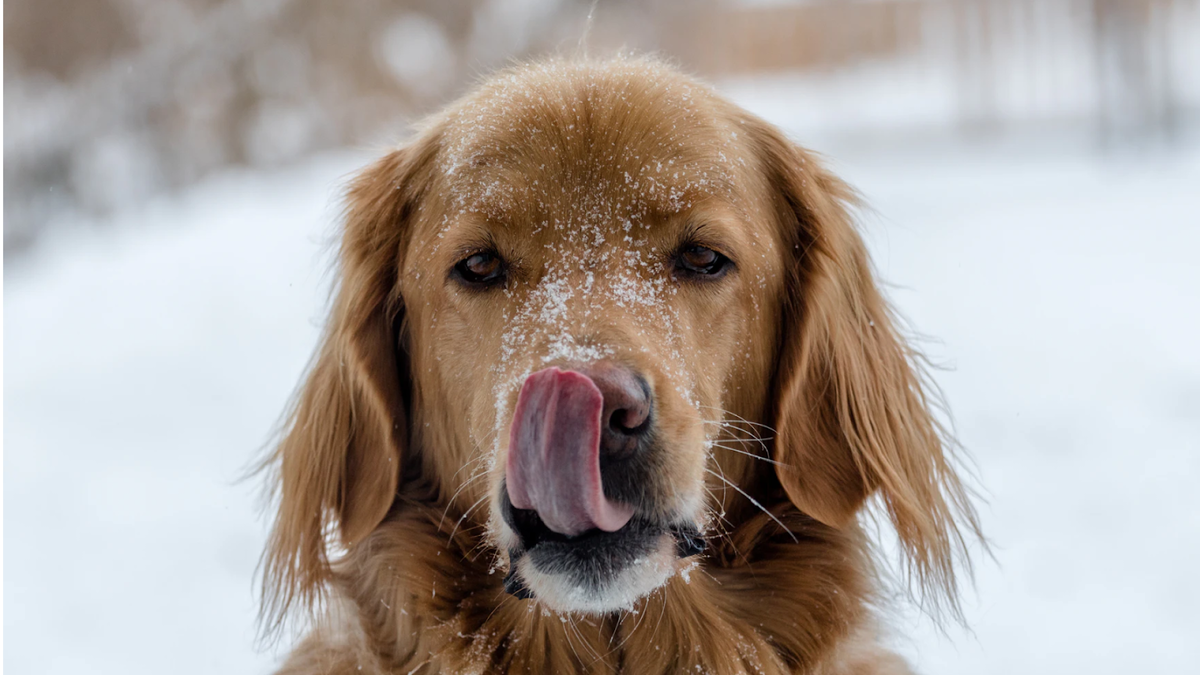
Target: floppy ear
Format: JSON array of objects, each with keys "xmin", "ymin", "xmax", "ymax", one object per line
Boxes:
[
  {"xmin": 260, "ymin": 142, "xmax": 434, "ymax": 631},
  {"xmin": 750, "ymin": 121, "xmax": 982, "ymax": 615}
]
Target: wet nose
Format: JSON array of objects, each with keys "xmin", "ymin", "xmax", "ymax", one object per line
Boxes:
[{"xmin": 578, "ymin": 361, "xmax": 652, "ymax": 460}]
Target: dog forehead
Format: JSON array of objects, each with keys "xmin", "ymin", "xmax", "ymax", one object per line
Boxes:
[{"xmin": 434, "ymin": 59, "xmax": 741, "ymax": 228}]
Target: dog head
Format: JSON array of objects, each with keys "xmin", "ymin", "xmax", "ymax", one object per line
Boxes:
[{"xmin": 261, "ymin": 58, "xmax": 979, "ymax": 624}]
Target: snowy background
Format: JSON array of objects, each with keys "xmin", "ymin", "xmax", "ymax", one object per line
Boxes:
[{"xmin": 6, "ymin": 1, "xmax": 1200, "ymax": 674}]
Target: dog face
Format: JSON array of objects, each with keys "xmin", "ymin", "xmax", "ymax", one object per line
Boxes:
[
  {"xmin": 262, "ymin": 58, "xmax": 979, "ymax": 628},
  {"xmin": 398, "ymin": 63, "xmax": 788, "ymax": 609}
]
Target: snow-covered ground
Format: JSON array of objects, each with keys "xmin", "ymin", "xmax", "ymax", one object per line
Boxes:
[
  {"xmin": 838, "ymin": 142, "xmax": 1200, "ymax": 673},
  {"xmin": 7, "ymin": 113, "xmax": 1200, "ymax": 672}
]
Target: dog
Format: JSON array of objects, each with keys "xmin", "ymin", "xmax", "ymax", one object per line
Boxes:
[{"xmin": 258, "ymin": 57, "xmax": 982, "ymax": 674}]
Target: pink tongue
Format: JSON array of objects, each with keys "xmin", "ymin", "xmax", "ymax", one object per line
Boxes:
[{"xmin": 506, "ymin": 367, "xmax": 635, "ymax": 536}]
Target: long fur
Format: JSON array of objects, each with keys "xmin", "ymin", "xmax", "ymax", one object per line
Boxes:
[{"xmin": 258, "ymin": 56, "xmax": 983, "ymax": 674}]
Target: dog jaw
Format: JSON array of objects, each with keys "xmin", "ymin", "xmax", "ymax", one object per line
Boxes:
[{"xmin": 509, "ymin": 531, "xmax": 681, "ymax": 614}]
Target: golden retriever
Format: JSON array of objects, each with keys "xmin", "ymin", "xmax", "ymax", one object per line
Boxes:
[{"xmin": 259, "ymin": 57, "xmax": 982, "ymax": 674}]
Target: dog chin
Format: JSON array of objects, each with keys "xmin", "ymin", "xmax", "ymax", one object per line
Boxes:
[{"xmin": 514, "ymin": 534, "xmax": 679, "ymax": 613}]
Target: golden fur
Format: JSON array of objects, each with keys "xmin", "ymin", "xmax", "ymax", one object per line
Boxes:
[{"xmin": 259, "ymin": 57, "xmax": 982, "ymax": 674}]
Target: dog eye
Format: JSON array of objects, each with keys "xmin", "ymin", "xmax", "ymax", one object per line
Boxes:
[
  {"xmin": 675, "ymin": 245, "xmax": 731, "ymax": 279},
  {"xmin": 454, "ymin": 251, "xmax": 506, "ymax": 287}
]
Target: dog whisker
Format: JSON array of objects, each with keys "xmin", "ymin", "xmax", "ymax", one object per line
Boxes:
[
  {"xmin": 709, "ymin": 442, "xmax": 785, "ymax": 467},
  {"xmin": 559, "ymin": 612, "xmax": 587, "ymax": 665},
  {"xmin": 702, "ymin": 421, "xmax": 774, "ymax": 446},
  {"xmin": 647, "ymin": 588, "xmax": 670, "ymax": 645},
  {"xmin": 707, "ymin": 434, "xmax": 775, "ymax": 444},
  {"xmin": 447, "ymin": 493, "xmax": 490, "ymax": 544},
  {"xmin": 477, "ymin": 590, "xmax": 517, "ymax": 641},
  {"xmin": 569, "ymin": 614, "xmax": 604, "ymax": 664},
  {"xmin": 701, "ymin": 497, "xmax": 736, "ymax": 535},
  {"xmin": 706, "ymin": 450, "xmax": 732, "ymax": 503},
  {"xmin": 698, "ymin": 406, "xmax": 778, "ymax": 434},
  {"xmin": 704, "ymin": 451, "xmax": 742, "ymax": 538},
  {"xmin": 704, "ymin": 468, "xmax": 798, "ymax": 543},
  {"xmin": 702, "ymin": 418, "xmax": 772, "ymax": 436},
  {"xmin": 602, "ymin": 591, "xmax": 653, "ymax": 659},
  {"xmin": 450, "ymin": 447, "xmax": 490, "ymax": 481},
  {"xmin": 701, "ymin": 418, "xmax": 773, "ymax": 433},
  {"xmin": 438, "ymin": 467, "xmax": 489, "ymax": 530}
]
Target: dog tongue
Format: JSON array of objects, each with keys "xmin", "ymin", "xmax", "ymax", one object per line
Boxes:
[{"xmin": 506, "ymin": 367, "xmax": 635, "ymax": 537}]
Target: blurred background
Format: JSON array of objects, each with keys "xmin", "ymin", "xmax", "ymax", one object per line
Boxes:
[
  {"xmin": 8, "ymin": 0, "xmax": 1200, "ymax": 251},
  {"xmin": 6, "ymin": 1, "xmax": 1200, "ymax": 673}
]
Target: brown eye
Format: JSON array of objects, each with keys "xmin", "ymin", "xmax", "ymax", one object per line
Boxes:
[
  {"xmin": 454, "ymin": 251, "xmax": 506, "ymax": 287},
  {"xmin": 676, "ymin": 245, "xmax": 731, "ymax": 279}
]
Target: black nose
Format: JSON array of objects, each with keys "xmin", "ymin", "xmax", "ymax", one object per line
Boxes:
[{"xmin": 579, "ymin": 362, "xmax": 652, "ymax": 460}]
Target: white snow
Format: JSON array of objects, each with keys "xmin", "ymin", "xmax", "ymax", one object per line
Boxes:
[
  {"xmin": 5, "ymin": 156, "xmax": 363, "ymax": 674},
  {"xmin": 7, "ymin": 116, "xmax": 1200, "ymax": 674},
  {"xmin": 838, "ymin": 142, "xmax": 1200, "ymax": 673}
]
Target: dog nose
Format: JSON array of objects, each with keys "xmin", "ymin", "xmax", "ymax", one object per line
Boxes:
[{"xmin": 579, "ymin": 362, "xmax": 652, "ymax": 460}]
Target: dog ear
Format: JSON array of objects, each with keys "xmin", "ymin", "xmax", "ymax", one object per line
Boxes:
[
  {"xmin": 749, "ymin": 120, "xmax": 982, "ymax": 616},
  {"xmin": 260, "ymin": 139, "xmax": 436, "ymax": 632}
]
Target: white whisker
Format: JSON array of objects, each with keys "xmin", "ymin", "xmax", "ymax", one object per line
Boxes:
[
  {"xmin": 447, "ymin": 493, "xmax": 490, "ymax": 544},
  {"xmin": 707, "ymin": 434, "xmax": 775, "ymax": 444},
  {"xmin": 704, "ymin": 467, "xmax": 798, "ymax": 543},
  {"xmin": 698, "ymin": 405, "xmax": 778, "ymax": 434},
  {"xmin": 439, "ymin": 467, "xmax": 489, "ymax": 529},
  {"xmin": 709, "ymin": 442, "xmax": 785, "ymax": 467}
]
